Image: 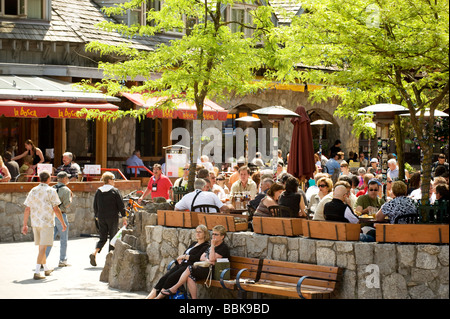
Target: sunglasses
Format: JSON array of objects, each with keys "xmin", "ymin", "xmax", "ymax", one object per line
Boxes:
[
  {"xmin": 368, "ymin": 189, "xmax": 378, "ymax": 192},
  {"xmin": 318, "ymin": 184, "xmax": 327, "ymax": 188},
  {"xmin": 212, "ymin": 233, "xmax": 221, "ymax": 236},
  {"xmin": 216, "ymin": 178, "xmax": 225, "ymax": 181}
]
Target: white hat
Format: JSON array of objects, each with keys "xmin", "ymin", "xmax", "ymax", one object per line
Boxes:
[{"xmin": 370, "ymin": 158, "xmax": 378, "ymax": 163}]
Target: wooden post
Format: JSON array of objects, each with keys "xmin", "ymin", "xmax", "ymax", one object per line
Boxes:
[
  {"xmin": 162, "ymin": 118, "xmax": 172, "ymax": 149},
  {"xmin": 95, "ymin": 119, "xmax": 108, "ymax": 168},
  {"xmin": 53, "ymin": 119, "xmax": 66, "ymax": 167}
]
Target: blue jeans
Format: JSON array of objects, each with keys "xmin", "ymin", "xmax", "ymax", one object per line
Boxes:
[{"xmin": 45, "ymin": 214, "xmax": 69, "ymax": 262}]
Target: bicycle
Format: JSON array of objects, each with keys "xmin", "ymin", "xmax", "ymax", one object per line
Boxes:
[{"xmin": 123, "ymin": 190, "xmax": 148, "ymax": 228}]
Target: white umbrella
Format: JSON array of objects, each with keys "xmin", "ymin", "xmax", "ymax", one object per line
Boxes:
[
  {"xmin": 235, "ymin": 116, "xmax": 261, "ymax": 122},
  {"xmin": 310, "ymin": 120, "xmax": 333, "ymax": 126},
  {"xmin": 360, "ymin": 103, "xmax": 409, "ymax": 113},
  {"xmin": 400, "ymin": 109, "xmax": 449, "ymax": 117}
]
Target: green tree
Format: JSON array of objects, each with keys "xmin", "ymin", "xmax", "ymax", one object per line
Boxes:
[
  {"xmin": 278, "ymin": 0, "xmax": 449, "ymax": 210},
  {"xmin": 78, "ymin": 0, "xmax": 279, "ymax": 190}
]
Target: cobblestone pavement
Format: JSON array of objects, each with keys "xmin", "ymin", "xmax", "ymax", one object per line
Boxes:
[{"xmin": 0, "ymin": 237, "xmax": 148, "ymax": 299}]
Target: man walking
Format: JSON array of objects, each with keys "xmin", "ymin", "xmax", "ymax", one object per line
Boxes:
[
  {"xmin": 22, "ymin": 171, "xmax": 67, "ymax": 280},
  {"xmin": 45, "ymin": 171, "xmax": 73, "ymax": 267}
]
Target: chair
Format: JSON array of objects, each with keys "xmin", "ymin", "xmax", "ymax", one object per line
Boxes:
[
  {"xmin": 394, "ymin": 213, "xmax": 420, "ymax": 224},
  {"xmin": 172, "ymin": 186, "xmax": 189, "ymax": 204},
  {"xmin": 192, "ymin": 204, "xmax": 221, "ymax": 213},
  {"xmin": 246, "ymin": 204, "xmax": 256, "ymax": 220},
  {"xmin": 122, "ymin": 164, "xmax": 131, "ymax": 179},
  {"xmin": 268, "ymin": 205, "xmax": 294, "ymax": 218}
]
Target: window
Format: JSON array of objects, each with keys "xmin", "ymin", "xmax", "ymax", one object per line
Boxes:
[
  {"xmin": 227, "ymin": 3, "xmax": 256, "ymax": 37},
  {"xmin": 136, "ymin": 118, "xmax": 163, "ymax": 158},
  {"xmin": 0, "ymin": 0, "xmax": 48, "ymax": 20},
  {"xmin": 127, "ymin": 0, "xmax": 160, "ymax": 27}
]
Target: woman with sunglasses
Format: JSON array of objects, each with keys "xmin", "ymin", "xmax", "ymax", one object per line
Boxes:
[
  {"xmin": 308, "ymin": 177, "xmax": 333, "ymax": 218},
  {"xmin": 156, "ymin": 225, "xmax": 230, "ymax": 299},
  {"xmin": 146, "ymin": 225, "xmax": 210, "ymax": 299},
  {"xmin": 214, "ymin": 174, "xmax": 230, "ymax": 202}
]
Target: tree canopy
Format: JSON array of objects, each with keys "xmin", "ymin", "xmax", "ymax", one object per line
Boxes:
[
  {"xmin": 275, "ymin": 0, "xmax": 449, "ymax": 205},
  {"xmin": 80, "ymin": 0, "xmax": 280, "ymax": 120}
]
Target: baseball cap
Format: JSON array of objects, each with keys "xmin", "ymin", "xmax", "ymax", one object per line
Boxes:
[
  {"xmin": 368, "ymin": 178, "xmax": 382, "ymax": 186},
  {"xmin": 370, "ymin": 158, "xmax": 378, "ymax": 163}
]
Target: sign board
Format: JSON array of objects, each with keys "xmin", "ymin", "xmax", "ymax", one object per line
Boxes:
[
  {"xmin": 165, "ymin": 153, "xmax": 187, "ymax": 177},
  {"xmin": 83, "ymin": 165, "xmax": 101, "ymax": 175},
  {"xmin": 37, "ymin": 164, "xmax": 53, "ymax": 175}
]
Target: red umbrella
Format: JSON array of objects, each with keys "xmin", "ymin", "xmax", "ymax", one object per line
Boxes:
[{"xmin": 287, "ymin": 106, "xmax": 315, "ymax": 181}]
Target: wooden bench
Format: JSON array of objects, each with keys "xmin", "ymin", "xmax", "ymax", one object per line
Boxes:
[
  {"xmin": 198, "ymin": 256, "xmax": 341, "ymax": 299},
  {"xmin": 302, "ymin": 219, "xmax": 361, "ymax": 241}
]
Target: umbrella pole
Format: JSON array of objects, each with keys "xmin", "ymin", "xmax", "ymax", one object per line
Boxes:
[{"xmin": 272, "ymin": 121, "xmax": 279, "ymax": 173}]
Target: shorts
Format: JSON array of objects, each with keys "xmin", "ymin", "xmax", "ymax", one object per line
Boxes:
[{"xmin": 33, "ymin": 227, "xmax": 54, "ymax": 246}]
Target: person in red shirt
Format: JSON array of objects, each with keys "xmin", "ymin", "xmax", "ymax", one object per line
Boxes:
[
  {"xmin": 138, "ymin": 164, "xmax": 173, "ymax": 202},
  {"xmin": 356, "ymin": 173, "xmax": 374, "ymax": 197}
]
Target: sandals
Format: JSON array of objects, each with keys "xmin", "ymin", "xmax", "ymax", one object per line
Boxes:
[{"xmin": 161, "ymin": 289, "xmax": 176, "ymax": 296}]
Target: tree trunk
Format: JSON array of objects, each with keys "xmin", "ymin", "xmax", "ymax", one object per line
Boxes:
[
  {"xmin": 419, "ymin": 141, "xmax": 432, "ymax": 221},
  {"xmin": 394, "ymin": 114, "xmax": 405, "ymax": 181}
]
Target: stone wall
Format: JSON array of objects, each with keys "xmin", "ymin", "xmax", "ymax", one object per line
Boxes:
[
  {"xmin": 105, "ymin": 210, "xmax": 449, "ymax": 299},
  {"xmin": 0, "ymin": 181, "xmax": 140, "ymax": 242},
  {"xmin": 0, "ymin": 190, "xmax": 97, "ymax": 242}
]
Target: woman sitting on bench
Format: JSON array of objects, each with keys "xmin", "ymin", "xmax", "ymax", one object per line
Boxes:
[
  {"xmin": 155, "ymin": 225, "xmax": 230, "ymax": 299},
  {"xmin": 146, "ymin": 225, "xmax": 210, "ymax": 299}
]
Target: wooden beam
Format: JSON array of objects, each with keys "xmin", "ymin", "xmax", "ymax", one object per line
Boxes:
[
  {"xmin": 95, "ymin": 119, "xmax": 108, "ymax": 168},
  {"xmin": 162, "ymin": 118, "xmax": 172, "ymax": 149},
  {"xmin": 53, "ymin": 119, "xmax": 66, "ymax": 166}
]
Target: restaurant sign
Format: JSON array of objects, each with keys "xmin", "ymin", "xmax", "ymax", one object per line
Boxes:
[{"xmin": 0, "ymin": 100, "xmax": 119, "ymax": 119}]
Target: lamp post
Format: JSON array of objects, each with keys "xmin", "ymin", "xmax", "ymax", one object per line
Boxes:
[
  {"xmin": 310, "ymin": 120, "xmax": 333, "ymax": 155},
  {"xmin": 235, "ymin": 115, "xmax": 261, "ymax": 164},
  {"xmin": 252, "ymin": 106, "xmax": 299, "ymax": 172}
]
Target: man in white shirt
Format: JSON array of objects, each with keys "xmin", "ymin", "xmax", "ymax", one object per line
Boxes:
[
  {"xmin": 175, "ymin": 179, "xmax": 229, "ymax": 213},
  {"xmin": 22, "ymin": 171, "xmax": 67, "ymax": 280}
]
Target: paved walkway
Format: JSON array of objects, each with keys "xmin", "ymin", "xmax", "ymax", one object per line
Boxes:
[{"xmin": 0, "ymin": 237, "xmax": 148, "ymax": 299}]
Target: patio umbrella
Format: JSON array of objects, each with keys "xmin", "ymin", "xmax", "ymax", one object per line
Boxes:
[{"xmin": 287, "ymin": 106, "xmax": 315, "ymax": 181}]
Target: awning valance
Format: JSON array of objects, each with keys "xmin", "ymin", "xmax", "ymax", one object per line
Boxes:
[
  {"xmin": 0, "ymin": 100, "xmax": 119, "ymax": 119},
  {"xmin": 122, "ymin": 93, "xmax": 228, "ymax": 121}
]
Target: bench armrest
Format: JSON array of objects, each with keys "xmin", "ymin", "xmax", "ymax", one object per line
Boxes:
[
  {"xmin": 296, "ymin": 276, "xmax": 309, "ymax": 299},
  {"xmin": 219, "ymin": 268, "xmax": 232, "ymax": 290},
  {"xmin": 167, "ymin": 259, "xmax": 177, "ymax": 271},
  {"xmin": 235, "ymin": 268, "xmax": 249, "ymax": 293}
]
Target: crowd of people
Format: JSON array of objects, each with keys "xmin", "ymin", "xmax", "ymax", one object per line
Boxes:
[
  {"xmin": 10, "ymin": 136, "xmax": 450, "ymax": 285},
  {"xmin": 1, "ymin": 139, "xmax": 82, "ymax": 183}
]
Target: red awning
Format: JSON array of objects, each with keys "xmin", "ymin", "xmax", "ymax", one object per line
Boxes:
[
  {"xmin": 122, "ymin": 93, "xmax": 228, "ymax": 121},
  {"xmin": 0, "ymin": 100, "xmax": 119, "ymax": 119}
]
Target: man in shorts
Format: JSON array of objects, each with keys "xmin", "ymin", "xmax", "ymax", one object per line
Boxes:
[{"xmin": 22, "ymin": 171, "xmax": 67, "ymax": 280}]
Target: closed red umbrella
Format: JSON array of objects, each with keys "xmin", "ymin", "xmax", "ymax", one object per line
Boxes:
[{"xmin": 287, "ymin": 106, "xmax": 315, "ymax": 181}]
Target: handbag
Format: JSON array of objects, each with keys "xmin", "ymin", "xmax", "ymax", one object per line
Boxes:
[
  {"xmin": 193, "ymin": 260, "xmax": 213, "ymax": 288},
  {"xmin": 213, "ymin": 261, "xmax": 230, "ymax": 280},
  {"xmin": 169, "ymin": 289, "xmax": 188, "ymax": 299},
  {"xmin": 193, "ymin": 260, "xmax": 211, "ymax": 268}
]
